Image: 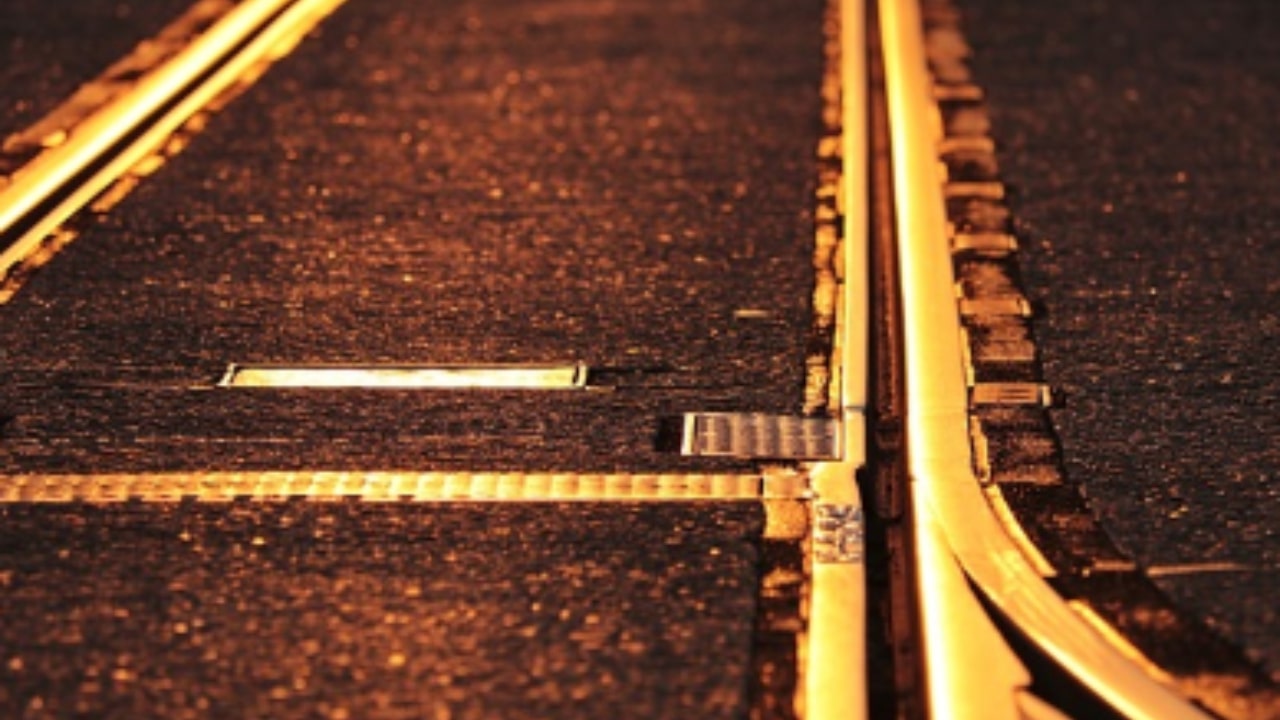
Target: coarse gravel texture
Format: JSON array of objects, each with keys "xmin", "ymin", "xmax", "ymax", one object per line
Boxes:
[
  {"xmin": 958, "ymin": 0, "xmax": 1280, "ymax": 683},
  {"xmin": 0, "ymin": 0, "xmax": 825, "ymax": 473},
  {"xmin": 0, "ymin": 501, "xmax": 769, "ymax": 719}
]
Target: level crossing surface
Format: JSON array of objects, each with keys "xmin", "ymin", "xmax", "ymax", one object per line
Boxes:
[
  {"xmin": 0, "ymin": 0, "xmax": 828, "ymax": 716},
  {"xmin": 0, "ymin": 0, "xmax": 823, "ymax": 474},
  {"xmin": 10, "ymin": 0, "xmax": 1272, "ymax": 716}
]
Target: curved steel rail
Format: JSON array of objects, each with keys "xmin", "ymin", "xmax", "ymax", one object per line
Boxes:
[{"xmin": 879, "ymin": 0, "xmax": 1209, "ymax": 717}]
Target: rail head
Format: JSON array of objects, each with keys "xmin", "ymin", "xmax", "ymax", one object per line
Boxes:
[
  {"xmin": 877, "ymin": 0, "xmax": 1211, "ymax": 717},
  {"xmin": 0, "ymin": 0, "xmax": 346, "ymax": 291},
  {"xmin": 804, "ymin": 1, "xmax": 871, "ymax": 719}
]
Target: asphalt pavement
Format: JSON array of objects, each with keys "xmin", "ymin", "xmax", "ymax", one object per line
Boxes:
[
  {"xmin": 0, "ymin": 501, "xmax": 775, "ymax": 718},
  {"xmin": 0, "ymin": 0, "xmax": 823, "ymax": 474},
  {"xmin": 958, "ymin": 0, "xmax": 1280, "ymax": 686},
  {"xmin": 0, "ymin": 0, "xmax": 824, "ymax": 715}
]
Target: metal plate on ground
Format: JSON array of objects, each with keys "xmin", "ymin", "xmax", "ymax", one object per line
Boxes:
[
  {"xmin": 680, "ymin": 412, "xmax": 840, "ymax": 460},
  {"xmin": 218, "ymin": 363, "xmax": 588, "ymax": 389}
]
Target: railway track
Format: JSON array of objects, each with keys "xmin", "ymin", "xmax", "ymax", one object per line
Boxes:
[{"xmin": 0, "ymin": 0, "xmax": 1256, "ymax": 717}]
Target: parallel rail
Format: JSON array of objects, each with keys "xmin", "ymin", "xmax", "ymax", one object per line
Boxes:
[
  {"xmin": 0, "ymin": 0, "xmax": 345, "ymax": 294},
  {"xmin": 805, "ymin": 1, "xmax": 870, "ymax": 718},
  {"xmin": 0, "ymin": 4, "xmax": 870, "ymax": 718},
  {"xmin": 878, "ymin": 0, "xmax": 1210, "ymax": 717}
]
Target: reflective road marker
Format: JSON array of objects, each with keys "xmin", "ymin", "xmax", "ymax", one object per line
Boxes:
[{"xmin": 218, "ymin": 363, "xmax": 589, "ymax": 390}]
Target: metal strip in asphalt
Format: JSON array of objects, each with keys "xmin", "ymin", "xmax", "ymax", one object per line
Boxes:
[
  {"xmin": 0, "ymin": 470, "xmax": 814, "ymax": 505},
  {"xmin": 1144, "ymin": 562, "xmax": 1257, "ymax": 578},
  {"xmin": 803, "ymin": 1, "xmax": 869, "ymax": 718},
  {"xmin": 217, "ymin": 363, "xmax": 589, "ymax": 389}
]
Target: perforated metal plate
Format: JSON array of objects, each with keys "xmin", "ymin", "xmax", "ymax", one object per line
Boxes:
[{"xmin": 680, "ymin": 412, "xmax": 840, "ymax": 460}]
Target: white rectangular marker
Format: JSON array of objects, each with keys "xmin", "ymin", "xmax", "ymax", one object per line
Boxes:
[{"xmin": 218, "ymin": 363, "xmax": 588, "ymax": 389}]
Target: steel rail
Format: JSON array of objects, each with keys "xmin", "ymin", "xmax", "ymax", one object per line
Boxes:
[
  {"xmin": 805, "ymin": 0, "xmax": 870, "ymax": 716},
  {"xmin": 0, "ymin": 0, "xmax": 345, "ymax": 282},
  {"xmin": 879, "ymin": 0, "xmax": 1209, "ymax": 717},
  {"xmin": 838, "ymin": 0, "xmax": 870, "ymax": 426}
]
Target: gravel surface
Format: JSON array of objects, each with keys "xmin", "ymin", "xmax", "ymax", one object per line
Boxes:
[{"xmin": 958, "ymin": 0, "xmax": 1280, "ymax": 682}]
